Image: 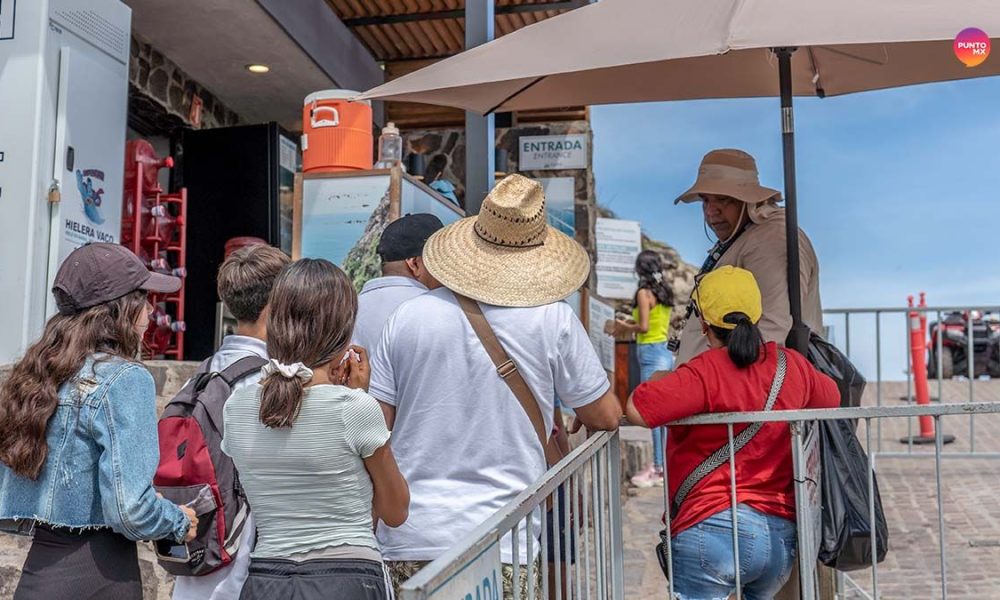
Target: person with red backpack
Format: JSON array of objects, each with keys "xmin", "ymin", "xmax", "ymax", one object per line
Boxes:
[{"xmin": 159, "ymin": 244, "xmax": 290, "ymax": 600}]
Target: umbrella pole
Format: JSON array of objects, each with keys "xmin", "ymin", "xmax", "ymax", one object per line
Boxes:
[{"xmin": 776, "ymin": 47, "xmax": 809, "ymax": 354}]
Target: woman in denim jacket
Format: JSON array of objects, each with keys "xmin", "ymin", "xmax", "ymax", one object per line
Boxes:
[{"xmin": 0, "ymin": 244, "xmax": 198, "ymax": 600}]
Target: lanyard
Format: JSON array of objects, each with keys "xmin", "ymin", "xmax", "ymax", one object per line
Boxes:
[{"xmin": 667, "ymin": 223, "xmax": 749, "ymax": 352}]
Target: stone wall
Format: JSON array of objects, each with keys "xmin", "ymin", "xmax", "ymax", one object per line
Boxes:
[
  {"xmin": 402, "ymin": 120, "xmax": 598, "ymax": 251},
  {"xmin": 128, "ymin": 36, "xmax": 243, "ymax": 134}
]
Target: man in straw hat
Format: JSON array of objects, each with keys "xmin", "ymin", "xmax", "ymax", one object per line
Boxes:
[
  {"xmin": 370, "ymin": 174, "xmax": 622, "ymax": 596},
  {"xmin": 673, "ymin": 148, "xmax": 823, "ymax": 366}
]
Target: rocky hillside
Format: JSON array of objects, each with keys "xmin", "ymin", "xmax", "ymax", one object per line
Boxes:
[{"xmin": 343, "ymin": 191, "xmax": 392, "ymax": 292}]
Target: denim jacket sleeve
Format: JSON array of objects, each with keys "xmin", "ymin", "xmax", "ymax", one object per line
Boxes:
[{"xmin": 93, "ymin": 363, "xmax": 190, "ymax": 542}]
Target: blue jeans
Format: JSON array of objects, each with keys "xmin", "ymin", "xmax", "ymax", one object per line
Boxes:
[
  {"xmin": 670, "ymin": 505, "xmax": 797, "ymax": 600},
  {"xmin": 637, "ymin": 342, "xmax": 673, "ymax": 468}
]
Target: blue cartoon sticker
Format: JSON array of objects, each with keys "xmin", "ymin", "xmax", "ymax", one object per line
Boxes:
[{"xmin": 75, "ymin": 168, "xmax": 106, "ymax": 225}]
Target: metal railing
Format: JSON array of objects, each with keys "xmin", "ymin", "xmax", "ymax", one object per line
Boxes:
[
  {"xmin": 824, "ymin": 305, "xmax": 1000, "ymax": 456},
  {"xmin": 657, "ymin": 402, "xmax": 1000, "ymax": 600},
  {"xmin": 400, "ymin": 430, "xmax": 625, "ymax": 600}
]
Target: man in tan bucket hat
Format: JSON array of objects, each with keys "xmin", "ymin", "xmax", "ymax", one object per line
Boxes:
[
  {"xmin": 369, "ymin": 174, "xmax": 622, "ymax": 597},
  {"xmin": 673, "ymin": 148, "xmax": 823, "ymax": 365}
]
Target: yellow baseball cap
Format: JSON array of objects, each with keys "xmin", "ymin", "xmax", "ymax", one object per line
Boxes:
[{"xmin": 691, "ymin": 266, "xmax": 762, "ymax": 330}]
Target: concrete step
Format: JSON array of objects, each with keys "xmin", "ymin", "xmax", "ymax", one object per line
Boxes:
[{"xmin": 145, "ymin": 360, "xmax": 200, "ymax": 413}]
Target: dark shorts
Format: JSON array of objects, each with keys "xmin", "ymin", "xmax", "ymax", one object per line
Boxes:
[
  {"xmin": 240, "ymin": 557, "xmax": 392, "ymax": 600},
  {"xmin": 15, "ymin": 524, "xmax": 142, "ymax": 600}
]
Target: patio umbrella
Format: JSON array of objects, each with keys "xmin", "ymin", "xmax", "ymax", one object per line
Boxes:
[{"xmin": 357, "ymin": 0, "xmax": 1000, "ymax": 351}]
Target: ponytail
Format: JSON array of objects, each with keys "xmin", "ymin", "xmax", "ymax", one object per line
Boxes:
[
  {"xmin": 709, "ymin": 312, "xmax": 763, "ymax": 368},
  {"xmin": 258, "ymin": 375, "xmax": 306, "ymax": 429},
  {"xmin": 257, "ymin": 258, "xmax": 357, "ymax": 429}
]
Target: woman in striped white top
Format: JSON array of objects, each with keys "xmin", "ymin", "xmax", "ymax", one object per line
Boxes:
[{"xmin": 222, "ymin": 258, "xmax": 409, "ymax": 600}]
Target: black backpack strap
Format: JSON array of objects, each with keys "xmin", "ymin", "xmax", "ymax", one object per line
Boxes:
[
  {"xmin": 218, "ymin": 356, "xmax": 269, "ymax": 386},
  {"xmin": 197, "ymin": 356, "xmax": 269, "ymax": 435},
  {"xmin": 178, "ymin": 358, "xmax": 218, "ymax": 400}
]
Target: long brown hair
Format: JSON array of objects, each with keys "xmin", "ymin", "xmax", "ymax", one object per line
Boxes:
[
  {"xmin": 259, "ymin": 259, "xmax": 357, "ymax": 428},
  {"xmin": 0, "ymin": 290, "xmax": 148, "ymax": 479}
]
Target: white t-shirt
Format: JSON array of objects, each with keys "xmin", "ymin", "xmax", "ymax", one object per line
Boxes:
[
  {"xmin": 353, "ymin": 276, "xmax": 428, "ymax": 353},
  {"xmin": 369, "ymin": 288, "xmax": 610, "ymax": 563},
  {"xmin": 222, "ymin": 384, "xmax": 390, "ymax": 559}
]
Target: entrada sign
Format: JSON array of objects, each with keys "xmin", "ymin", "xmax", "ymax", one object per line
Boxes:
[{"xmin": 518, "ymin": 134, "xmax": 588, "ymax": 171}]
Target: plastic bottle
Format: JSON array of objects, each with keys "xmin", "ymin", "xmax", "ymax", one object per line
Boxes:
[
  {"xmin": 137, "ymin": 248, "xmax": 184, "ymax": 278},
  {"xmin": 149, "ymin": 305, "xmax": 172, "ymax": 329},
  {"xmin": 145, "ymin": 309, "xmax": 185, "ymax": 356},
  {"xmin": 374, "ymin": 122, "xmax": 403, "ymax": 170}
]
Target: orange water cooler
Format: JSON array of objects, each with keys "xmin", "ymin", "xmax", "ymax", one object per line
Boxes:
[{"xmin": 301, "ymin": 90, "xmax": 373, "ymax": 173}]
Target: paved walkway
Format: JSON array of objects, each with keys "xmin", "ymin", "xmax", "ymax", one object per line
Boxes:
[
  {"xmin": 623, "ymin": 486, "xmax": 671, "ymax": 598},
  {"xmin": 620, "ymin": 379, "xmax": 1000, "ymax": 600}
]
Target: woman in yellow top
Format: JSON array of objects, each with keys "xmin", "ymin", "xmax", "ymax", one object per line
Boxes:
[{"xmin": 608, "ymin": 250, "xmax": 674, "ymax": 487}]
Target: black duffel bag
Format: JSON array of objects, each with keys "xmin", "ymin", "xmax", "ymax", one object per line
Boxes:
[
  {"xmin": 802, "ymin": 331, "xmax": 889, "ymax": 570},
  {"xmin": 817, "ymin": 418, "xmax": 890, "ymax": 570}
]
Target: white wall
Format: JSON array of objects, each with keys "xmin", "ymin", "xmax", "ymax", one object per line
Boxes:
[{"xmin": 0, "ymin": 0, "xmax": 56, "ymax": 365}]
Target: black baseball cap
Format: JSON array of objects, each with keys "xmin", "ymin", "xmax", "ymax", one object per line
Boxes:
[
  {"xmin": 377, "ymin": 214, "xmax": 445, "ymax": 262},
  {"xmin": 52, "ymin": 243, "xmax": 181, "ymax": 315}
]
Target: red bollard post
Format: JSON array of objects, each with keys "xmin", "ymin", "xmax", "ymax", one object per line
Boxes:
[{"xmin": 901, "ymin": 294, "xmax": 956, "ymax": 444}]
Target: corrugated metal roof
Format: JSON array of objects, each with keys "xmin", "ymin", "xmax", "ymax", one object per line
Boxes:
[{"xmin": 328, "ymin": 0, "xmax": 584, "ymax": 62}]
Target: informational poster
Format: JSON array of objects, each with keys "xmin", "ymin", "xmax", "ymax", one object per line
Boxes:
[
  {"xmin": 56, "ymin": 46, "xmax": 127, "ymax": 265},
  {"xmin": 537, "ymin": 176, "xmax": 575, "ymax": 236},
  {"xmin": 588, "ymin": 296, "xmax": 616, "ymax": 374},
  {"xmin": 300, "ymin": 173, "xmax": 463, "ymax": 291},
  {"xmin": 300, "ymin": 174, "xmax": 393, "ymax": 266},
  {"xmin": 595, "ymin": 217, "xmax": 641, "ymax": 300},
  {"xmin": 519, "ymin": 134, "xmax": 588, "ymax": 171},
  {"xmin": 424, "ymin": 539, "xmax": 502, "ymax": 600}
]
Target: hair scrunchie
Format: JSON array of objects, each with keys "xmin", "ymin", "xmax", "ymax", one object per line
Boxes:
[{"xmin": 261, "ymin": 359, "xmax": 314, "ymax": 382}]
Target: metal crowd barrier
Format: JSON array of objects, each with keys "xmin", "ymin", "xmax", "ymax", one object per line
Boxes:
[
  {"xmin": 824, "ymin": 305, "xmax": 1000, "ymax": 456},
  {"xmin": 658, "ymin": 402, "xmax": 1000, "ymax": 600},
  {"xmin": 400, "ymin": 430, "xmax": 625, "ymax": 600}
]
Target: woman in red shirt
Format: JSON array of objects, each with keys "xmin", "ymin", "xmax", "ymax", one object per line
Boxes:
[{"xmin": 626, "ymin": 266, "xmax": 838, "ymax": 600}]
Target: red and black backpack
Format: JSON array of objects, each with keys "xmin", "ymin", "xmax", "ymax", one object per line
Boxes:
[{"xmin": 153, "ymin": 356, "xmax": 266, "ymax": 576}]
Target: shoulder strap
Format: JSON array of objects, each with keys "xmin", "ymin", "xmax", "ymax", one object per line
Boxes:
[
  {"xmin": 671, "ymin": 349, "xmax": 787, "ymax": 517},
  {"xmin": 218, "ymin": 355, "xmax": 269, "ymax": 387},
  {"xmin": 456, "ymin": 294, "xmax": 563, "ymax": 467}
]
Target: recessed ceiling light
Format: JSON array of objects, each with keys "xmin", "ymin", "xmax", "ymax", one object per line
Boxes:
[{"xmin": 246, "ymin": 64, "xmax": 270, "ymax": 74}]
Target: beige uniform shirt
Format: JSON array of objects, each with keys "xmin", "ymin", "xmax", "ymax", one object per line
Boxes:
[{"xmin": 676, "ymin": 210, "xmax": 823, "ymax": 366}]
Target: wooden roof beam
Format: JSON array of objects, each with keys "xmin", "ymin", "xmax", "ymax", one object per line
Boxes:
[{"xmin": 341, "ymin": 1, "xmax": 589, "ymax": 27}]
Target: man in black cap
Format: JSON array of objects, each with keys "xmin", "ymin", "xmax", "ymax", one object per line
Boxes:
[{"xmin": 352, "ymin": 213, "xmax": 444, "ymax": 352}]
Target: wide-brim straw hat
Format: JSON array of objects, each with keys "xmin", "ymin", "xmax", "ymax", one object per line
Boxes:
[
  {"xmin": 674, "ymin": 148, "xmax": 782, "ymax": 205},
  {"xmin": 423, "ymin": 174, "xmax": 590, "ymax": 307}
]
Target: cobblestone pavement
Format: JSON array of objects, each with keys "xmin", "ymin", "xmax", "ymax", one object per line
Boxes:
[{"xmin": 621, "ymin": 379, "xmax": 1000, "ymax": 600}]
